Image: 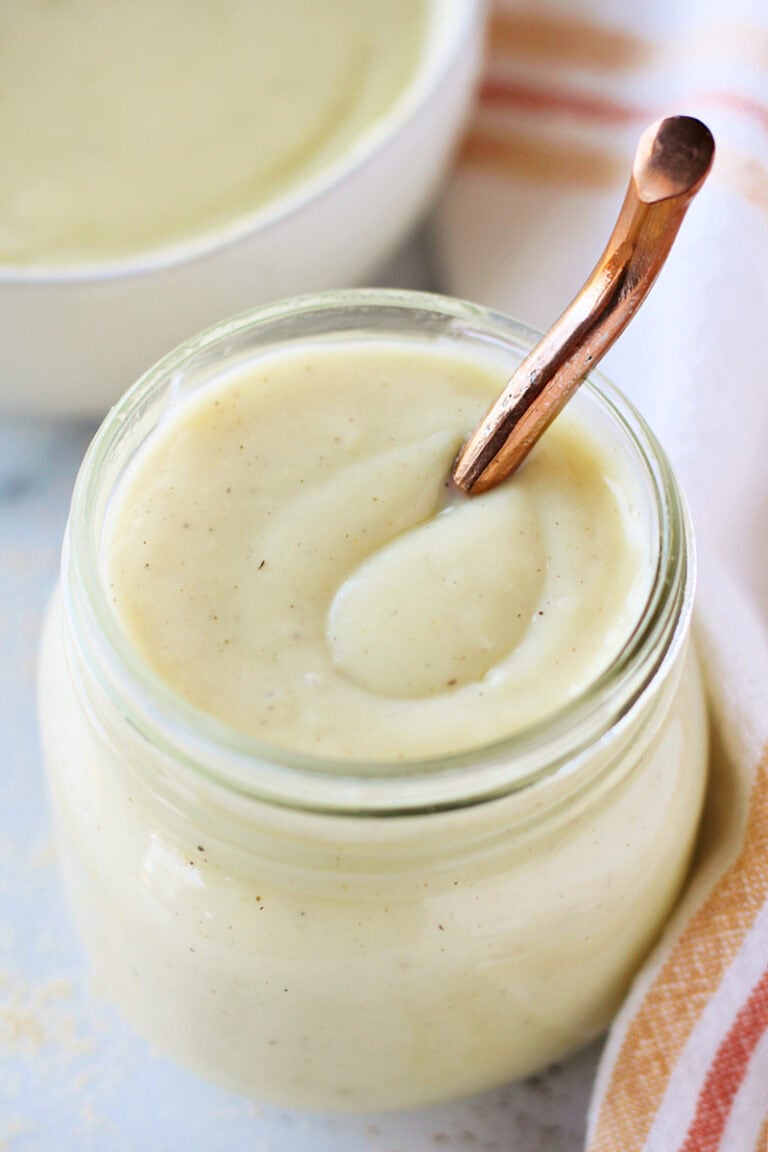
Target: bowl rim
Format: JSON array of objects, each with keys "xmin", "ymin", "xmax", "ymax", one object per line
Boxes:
[{"xmin": 0, "ymin": 0, "xmax": 483, "ymax": 286}]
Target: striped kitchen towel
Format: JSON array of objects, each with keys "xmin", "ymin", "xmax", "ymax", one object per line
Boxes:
[{"xmin": 436, "ymin": 3, "xmax": 768, "ymax": 1150}]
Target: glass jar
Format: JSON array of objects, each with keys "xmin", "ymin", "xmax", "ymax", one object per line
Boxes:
[{"xmin": 38, "ymin": 291, "xmax": 708, "ymax": 1112}]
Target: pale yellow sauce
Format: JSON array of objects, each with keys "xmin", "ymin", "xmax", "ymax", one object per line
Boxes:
[
  {"xmin": 0, "ymin": 0, "xmax": 424, "ymax": 263},
  {"xmin": 105, "ymin": 342, "xmax": 653, "ymax": 761},
  {"xmin": 40, "ymin": 337, "xmax": 708, "ymax": 1109}
]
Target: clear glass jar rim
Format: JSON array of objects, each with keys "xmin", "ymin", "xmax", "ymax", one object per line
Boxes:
[{"xmin": 65, "ymin": 289, "xmax": 693, "ymax": 815}]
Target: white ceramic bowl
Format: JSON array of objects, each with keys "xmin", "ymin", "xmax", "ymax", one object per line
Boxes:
[{"xmin": 0, "ymin": 0, "xmax": 484, "ymax": 415}]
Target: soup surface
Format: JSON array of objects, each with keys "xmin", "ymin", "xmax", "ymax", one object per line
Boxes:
[
  {"xmin": 0, "ymin": 0, "xmax": 425, "ymax": 262},
  {"xmin": 105, "ymin": 341, "xmax": 653, "ymax": 761}
]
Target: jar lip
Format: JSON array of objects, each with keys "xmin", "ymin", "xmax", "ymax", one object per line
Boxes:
[{"xmin": 65, "ymin": 288, "xmax": 693, "ymax": 815}]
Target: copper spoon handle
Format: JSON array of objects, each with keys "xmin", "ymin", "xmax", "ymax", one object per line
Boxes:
[{"xmin": 452, "ymin": 115, "xmax": 715, "ymax": 496}]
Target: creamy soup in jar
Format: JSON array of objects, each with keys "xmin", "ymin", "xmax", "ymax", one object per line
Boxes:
[{"xmin": 39, "ymin": 295, "xmax": 707, "ymax": 1109}]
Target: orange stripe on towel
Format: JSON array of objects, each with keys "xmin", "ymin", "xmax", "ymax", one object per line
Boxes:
[
  {"xmin": 479, "ymin": 77, "xmax": 652, "ymax": 126},
  {"xmin": 589, "ymin": 754, "xmax": 768, "ymax": 1152},
  {"xmin": 680, "ymin": 966, "xmax": 768, "ymax": 1152},
  {"xmin": 488, "ymin": 9, "xmax": 653, "ymax": 71},
  {"xmin": 458, "ymin": 129, "xmax": 624, "ymax": 188},
  {"xmin": 754, "ymin": 1111, "xmax": 768, "ymax": 1152},
  {"xmin": 488, "ymin": 9, "xmax": 768, "ymax": 75}
]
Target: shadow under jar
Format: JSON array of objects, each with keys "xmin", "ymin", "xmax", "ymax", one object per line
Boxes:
[{"xmin": 38, "ymin": 291, "xmax": 708, "ymax": 1111}]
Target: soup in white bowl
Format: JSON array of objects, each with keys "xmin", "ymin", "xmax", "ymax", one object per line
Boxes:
[{"xmin": 0, "ymin": 0, "xmax": 483, "ymax": 413}]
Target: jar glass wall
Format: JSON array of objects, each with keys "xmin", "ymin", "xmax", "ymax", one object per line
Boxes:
[{"xmin": 38, "ymin": 291, "xmax": 708, "ymax": 1111}]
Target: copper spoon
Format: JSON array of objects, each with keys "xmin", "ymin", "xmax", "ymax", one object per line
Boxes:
[{"xmin": 451, "ymin": 115, "xmax": 715, "ymax": 496}]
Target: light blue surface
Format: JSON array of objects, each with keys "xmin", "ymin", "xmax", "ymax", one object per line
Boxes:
[{"xmin": 0, "ymin": 245, "xmax": 598, "ymax": 1152}]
